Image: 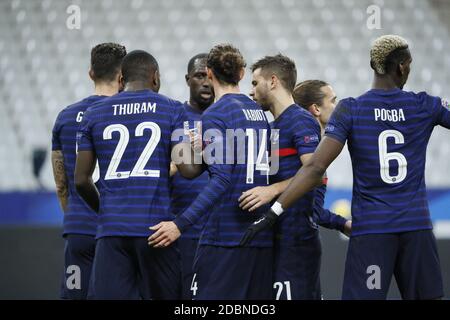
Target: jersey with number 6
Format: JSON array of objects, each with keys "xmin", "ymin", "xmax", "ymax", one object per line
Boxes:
[
  {"xmin": 52, "ymin": 95, "xmax": 106, "ymax": 237},
  {"xmin": 325, "ymin": 89, "xmax": 450, "ymax": 236},
  {"xmin": 77, "ymin": 90, "xmax": 186, "ymax": 239}
]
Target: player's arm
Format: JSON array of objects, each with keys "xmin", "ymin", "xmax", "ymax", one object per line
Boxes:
[
  {"xmin": 51, "ymin": 150, "xmax": 68, "ymax": 212},
  {"xmin": 172, "ymin": 142, "xmax": 205, "ymax": 179},
  {"xmin": 239, "ymin": 136, "xmax": 345, "ymax": 246},
  {"xmin": 148, "ymin": 116, "xmax": 230, "ymax": 248},
  {"xmin": 238, "ymin": 153, "xmax": 315, "ymax": 212},
  {"xmin": 277, "ymin": 137, "xmax": 344, "ymax": 210},
  {"xmin": 170, "ymin": 107, "xmax": 205, "ymax": 179},
  {"xmin": 312, "ymin": 183, "xmax": 351, "ymax": 236},
  {"xmin": 149, "ymin": 164, "xmax": 232, "ymax": 248},
  {"xmin": 169, "ymin": 162, "xmax": 178, "ymax": 177},
  {"xmin": 74, "ymin": 151, "xmax": 100, "ymax": 213}
]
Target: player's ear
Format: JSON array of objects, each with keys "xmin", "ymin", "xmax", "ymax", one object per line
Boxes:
[
  {"xmin": 119, "ymin": 73, "xmax": 125, "ymax": 92},
  {"xmin": 185, "ymin": 74, "xmax": 190, "ymax": 85},
  {"xmin": 207, "ymin": 68, "xmax": 214, "ymax": 81},
  {"xmin": 309, "ymin": 104, "xmax": 321, "ymax": 117},
  {"xmin": 88, "ymin": 69, "xmax": 95, "ymax": 81},
  {"xmin": 153, "ymin": 69, "xmax": 161, "ymax": 93},
  {"xmin": 270, "ymin": 75, "xmax": 277, "ymax": 90},
  {"xmin": 239, "ymin": 67, "xmax": 245, "ymax": 81}
]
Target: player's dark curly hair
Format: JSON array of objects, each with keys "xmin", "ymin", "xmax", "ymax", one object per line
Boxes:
[
  {"xmin": 293, "ymin": 80, "xmax": 329, "ymax": 109},
  {"xmin": 90, "ymin": 42, "xmax": 127, "ymax": 82},
  {"xmin": 251, "ymin": 54, "xmax": 297, "ymax": 93},
  {"xmin": 207, "ymin": 44, "xmax": 246, "ymax": 85}
]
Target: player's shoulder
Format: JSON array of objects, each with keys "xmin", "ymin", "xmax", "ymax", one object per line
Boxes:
[
  {"xmin": 284, "ymin": 104, "xmax": 319, "ymax": 127},
  {"xmin": 407, "ymin": 90, "xmax": 442, "ymax": 107},
  {"xmin": 286, "ymin": 103, "xmax": 314, "ymax": 119},
  {"xmin": 56, "ymin": 95, "xmax": 106, "ymax": 122},
  {"xmin": 153, "ymin": 91, "xmax": 183, "ymax": 109}
]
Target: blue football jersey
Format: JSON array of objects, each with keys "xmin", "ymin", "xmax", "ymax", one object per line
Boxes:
[
  {"xmin": 271, "ymin": 104, "xmax": 321, "ymax": 245},
  {"xmin": 52, "ymin": 95, "xmax": 106, "ymax": 236},
  {"xmin": 77, "ymin": 89, "xmax": 186, "ymax": 238},
  {"xmin": 170, "ymin": 102, "xmax": 210, "ymax": 240},
  {"xmin": 325, "ymin": 89, "xmax": 450, "ymax": 236},
  {"xmin": 174, "ymin": 93, "xmax": 273, "ymax": 247}
]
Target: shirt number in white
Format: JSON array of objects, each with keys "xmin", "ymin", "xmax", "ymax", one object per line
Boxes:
[
  {"xmin": 103, "ymin": 122, "xmax": 161, "ymax": 180},
  {"xmin": 378, "ymin": 129, "xmax": 407, "ymax": 184},
  {"xmin": 274, "ymin": 281, "xmax": 292, "ymax": 300},
  {"xmin": 246, "ymin": 128, "xmax": 270, "ymax": 184}
]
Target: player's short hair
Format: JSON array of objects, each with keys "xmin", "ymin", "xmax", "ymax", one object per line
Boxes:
[
  {"xmin": 251, "ymin": 54, "xmax": 297, "ymax": 93},
  {"xmin": 187, "ymin": 53, "xmax": 208, "ymax": 74},
  {"xmin": 370, "ymin": 35, "xmax": 409, "ymax": 75},
  {"xmin": 293, "ymin": 80, "xmax": 329, "ymax": 109},
  {"xmin": 121, "ymin": 50, "xmax": 159, "ymax": 84},
  {"xmin": 90, "ymin": 42, "xmax": 127, "ymax": 82},
  {"xmin": 207, "ymin": 44, "xmax": 246, "ymax": 85}
]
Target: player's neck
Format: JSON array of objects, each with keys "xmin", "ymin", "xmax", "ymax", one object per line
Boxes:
[
  {"xmin": 94, "ymin": 82, "xmax": 118, "ymax": 97},
  {"xmin": 271, "ymin": 92, "xmax": 295, "ymax": 119},
  {"xmin": 213, "ymin": 84, "xmax": 240, "ymax": 101},
  {"xmin": 372, "ymin": 75, "xmax": 401, "ymax": 90},
  {"xmin": 318, "ymin": 120, "xmax": 325, "ymax": 137},
  {"xmin": 189, "ymin": 99, "xmax": 206, "ymax": 113},
  {"xmin": 124, "ymin": 81, "xmax": 155, "ymax": 92}
]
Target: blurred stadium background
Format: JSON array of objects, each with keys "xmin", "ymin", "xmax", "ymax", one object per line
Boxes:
[{"xmin": 0, "ymin": 0, "xmax": 449, "ymax": 299}]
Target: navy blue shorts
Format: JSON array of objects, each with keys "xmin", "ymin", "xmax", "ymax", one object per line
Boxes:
[
  {"xmin": 60, "ymin": 234, "xmax": 96, "ymax": 300},
  {"xmin": 88, "ymin": 237, "xmax": 181, "ymax": 300},
  {"xmin": 273, "ymin": 236, "xmax": 322, "ymax": 300},
  {"xmin": 192, "ymin": 245, "xmax": 273, "ymax": 300},
  {"xmin": 343, "ymin": 230, "xmax": 444, "ymax": 300},
  {"xmin": 179, "ymin": 237, "xmax": 199, "ymax": 300}
]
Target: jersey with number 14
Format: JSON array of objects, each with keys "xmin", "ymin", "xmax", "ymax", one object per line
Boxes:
[
  {"xmin": 325, "ymin": 89, "xmax": 450, "ymax": 236},
  {"xmin": 77, "ymin": 90, "xmax": 186, "ymax": 239},
  {"xmin": 174, "ymin": 93, "xmax": 273, "ymax": 247}
]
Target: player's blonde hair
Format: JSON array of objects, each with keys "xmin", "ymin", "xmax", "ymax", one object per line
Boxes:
[{"xmin": 370, "ymin": 35, "xmax": 409, "ymax": 75}]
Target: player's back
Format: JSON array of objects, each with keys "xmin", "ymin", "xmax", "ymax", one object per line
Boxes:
[
  {"xmin": 200, "ymin": 93, "xmax": 272, "ymax": 247},
  {"xmin": 53, "ymin": 95, "xmax": 106, "ymax": 236},
  {"xmin": 77, "ymin": 89, "xmax": 185, "ymax": 238},
  {"xmin": 326, "ymin": 88, "xmax": 450, "ymax": 236}
]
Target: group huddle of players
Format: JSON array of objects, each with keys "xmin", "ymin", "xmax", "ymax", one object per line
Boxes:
[{"xmin": 52, "ymin": 34, "xmax": 449, "ymax": 300}]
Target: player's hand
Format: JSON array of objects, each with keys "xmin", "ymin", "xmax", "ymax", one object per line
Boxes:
[
  {"xmin": 238, "ymin": 186, "xmax": 277, "ymax": 212},
  {"xmin": 148, "ymin": 221, "xmax": 181, "ymax": 248},
  {"xmin": 343, "ymin": 220, "xmax": 352, "ymax": 237},
  {"xmin": 239, "ymin": 209, "xmax": 278, "ymax": 246},
  {"xmin": 189, "ymin": 122, "xmax": 203, "ymax": 154}
]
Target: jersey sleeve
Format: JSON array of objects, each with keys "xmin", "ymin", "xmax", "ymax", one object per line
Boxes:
[
  {"xmin": 325, "ymin": 98, "xmax": 354, "ymax": 144},
  {"xmin": 173, "ymin": 112, "xmax": 233, "ymax": 232},
  {"xmin": 76, "ymin": 108, "xmax": 95, "ymax": 152},
  {"xmin": 432, "ymin": 96, "xmax": 450, "ymax": 129},
  {"xmin": 51, "ymin": 112, "xmax": 63, "ymax": 151},
  {"xmin": 292, "ymin": 114, "xmax": 321, "ymax": 156},
  {"xmin": 312, "ymin": 183, "xmax": 347, "ymax": 232}
]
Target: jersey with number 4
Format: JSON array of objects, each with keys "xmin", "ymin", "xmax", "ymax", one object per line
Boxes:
[
  {"xmin": 77, "ymin": 90, "xmax": 186, "ymax": 238},
  {"xmin": 325, "ymin": 89, "xmax": 450, "ymax": 236},
  {"xmin": 52, "ymin": 95, "xmax": 106, "ymax": 237}
]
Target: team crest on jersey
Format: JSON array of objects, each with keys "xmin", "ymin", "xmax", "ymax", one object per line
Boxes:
[
  {"xmin": 442, "ymin": 99, "xmax": 450, "ymax": 110},
  {"xmin": 304, "ymin": 134, "xmax": 319, "ymax": 144}
]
